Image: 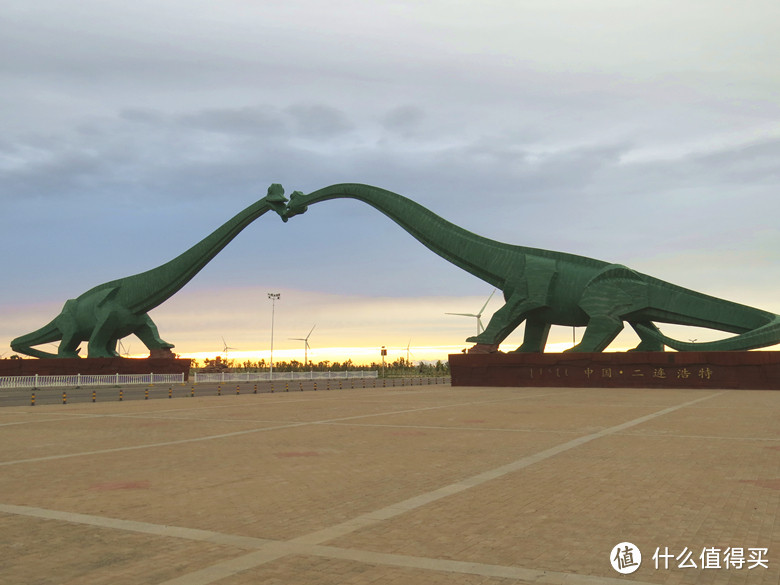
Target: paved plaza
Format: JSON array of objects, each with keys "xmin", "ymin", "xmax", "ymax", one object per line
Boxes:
[{"xmin": 0, "ymin": 383, "xmax": 778, "ymax": 584}]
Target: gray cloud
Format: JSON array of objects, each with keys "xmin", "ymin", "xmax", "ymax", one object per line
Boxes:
[
  {"xmin": 381, "ymin": 105, "xmax": 426, "ymax": 136},
  {"xmin": 178, "ymin": 106, "xmax": 287, "ymax": 137},
  {"xmin": 285, "ymin": 104, "xmax": 355, "ymax": 138}
]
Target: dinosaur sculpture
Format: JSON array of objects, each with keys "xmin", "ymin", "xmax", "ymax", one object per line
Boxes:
[
  {"xmin": 282, "ymin": 183, "xmax": 780, "ymax": 353},
  {"xmin": 11, "ymin": 185, "xmax": 288, "ymax": 359}
]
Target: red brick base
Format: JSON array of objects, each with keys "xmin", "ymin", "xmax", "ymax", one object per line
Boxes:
[
  {"xmin": 449, "ymin": 351, "xmax": 780, "ymax": 390},
  {"xmin": 0, "ymin": 357, "xmax": 191, "ymax": 380}
]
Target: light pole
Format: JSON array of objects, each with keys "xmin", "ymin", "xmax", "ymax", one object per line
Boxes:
[{"xmin": 268, "ymin": 293, "xmax": 280, "ymax": 380}]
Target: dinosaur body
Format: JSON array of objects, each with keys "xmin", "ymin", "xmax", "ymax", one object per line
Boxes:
[
  {"xmin": 12, "ymin": 185, "xmax": 288, "ymax": 358},
  {"xmin": 283, "ymin": 183, "xmax": 780, "ymax": 353}
]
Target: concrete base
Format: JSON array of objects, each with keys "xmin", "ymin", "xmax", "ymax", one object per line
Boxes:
[
  {"xmin": 449, "ymin": 351, "xmax": 780, "ymax": 390},
  {"xmin": 0, "ymin": 357, "xmax": 191, "ymax": 380}
]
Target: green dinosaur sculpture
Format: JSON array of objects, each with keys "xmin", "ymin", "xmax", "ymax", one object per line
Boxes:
[
  {"xmin": 11, "ymin": 185, "xmax": 288, "ymax": 359},
  {"xmin": 282, "ymin": 183, "xmax": 780, "ymax": 353}
]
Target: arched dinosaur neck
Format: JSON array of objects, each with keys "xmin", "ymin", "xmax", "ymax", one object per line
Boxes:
[
  {"xmin": 294, "ymin": 183, "xmax": 580, "ymax": 289},
  {"xmin": 109, "ymin": 197, "xmax": 277, "ymax": 314}
]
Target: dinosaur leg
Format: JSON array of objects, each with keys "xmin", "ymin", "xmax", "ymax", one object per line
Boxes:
[
  {"xmin": 628, "ymin": 321, "xmax": 664, "ymax": 352},
  {"xmin": 467, "ymin": 257, "xmax": 556, "ymax": 349},
  {"xmin": 87, "ymin": 312, "xmax": 122, "ymax": 358},
  {"xmin": 467, "ymin": 296, "xmax": 546, "ymax": 347},
  {"xmin": 103, "ymin": 338, "xmax": 120, "ymax": 358},
  {"xmin": 55, "ymin": 307, "xmax": 83, "ymax": 358},
  {"xmin": 566, "ymin": 264, "xmax": 649, "ymax": 353},
  {"xmin": 512, "ymin": 317, "xmax": 551, "ymax": 353},
  {"xmin": 134, "ymin": 314, "xmax": 175, "ymax": 351},
  {"xmin": 567, "ymin": 315, "xmax": 624, "ymax": 352},
  {"xmin": 58, "ymin": 331, "xmax": 83, "ymax": 358}
]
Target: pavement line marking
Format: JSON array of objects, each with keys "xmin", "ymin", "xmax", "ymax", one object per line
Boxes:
[
  {"xmin": 109, "ymin": 389, "xmax": 562, "ymax": 424},
  {"xmin": 0, "ymin": 503, "xmax": 273, "ymax": 549},
  {"xmin": 0, "ymin": 417, "xmax": 104, "ymax": 428},
  {"xmin": 323, "ymin": 421, "xmax": 780, "ymax": 442},
  {"xmin": 156, "ymin": 391, "xmax": 726, "ymax": 584},
  {"xmin": 0, "ymin": 391, "xmax": 559, "ymax": 467},
  {"xmin": 289, "ymin": 391, "xmax": 725, "ymax": 546},
  {"xmin": 309, "ymin": 544, "xmax": 662, "ymax": 585},
  {"xmin": 614, "ymin": 431, "xmax": 780, "ymax": 442},
  {"xmin": 307, "ymin": 390, "xmax": 563, "ymax": 425},
  {"xmin": 0, "ymin": 421, "xmax": 314, "ymax": 467},
  {"xmin": 158, "ymin": 545, "xmax": 295, "ymax": 585},
  {"xmin": 0, "ymin": 504, "xmax": 659, "ymax": 585},
  {"xmin": 0, "ymin": 390, "xmax": 725, "ymax": 585},
  {"xmin": 322, "ymin": 421, "xmax": 586, "ymax": 434}
]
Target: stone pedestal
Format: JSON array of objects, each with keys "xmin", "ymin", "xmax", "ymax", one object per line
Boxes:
[
  {"xmin": 0, "ymin": 357, "xmax": 191, "ymax": 380},
  {"xmin": 449, "ymin": 351, "xmax": 780, "ymax": 390}
]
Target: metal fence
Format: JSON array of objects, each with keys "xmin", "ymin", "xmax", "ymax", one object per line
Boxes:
[
  {"xmin": 192, "ymin": 370, "xmax": 379, "ymax": 384},
  {"xmin": 0, "ymin": 370, "xmax": 379, "ymax": 389},
  {"xmin": 0, "ymin": 373, "xmax": 187, "ymax": 389}
]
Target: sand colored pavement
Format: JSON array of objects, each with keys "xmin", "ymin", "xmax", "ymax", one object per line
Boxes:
[{"xmin": 0, "ymin": 384, "xmax": 777, "ymax": 584}]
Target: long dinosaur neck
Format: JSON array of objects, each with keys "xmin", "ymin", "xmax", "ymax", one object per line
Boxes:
[
  {"xmin": 296, "ymin": 184, "xmax": 528, "ymax": 288},
  {"xmin": 118, "ymin": 198, "xmax": 274, "ymax": 313}
]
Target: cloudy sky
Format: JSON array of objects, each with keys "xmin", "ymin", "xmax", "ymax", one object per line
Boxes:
[{"xmin": 2, "ymin": 1, "xmax": 779, "ymax": 364}]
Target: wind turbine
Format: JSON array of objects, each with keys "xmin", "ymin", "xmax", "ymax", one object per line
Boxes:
[
  {"xmin": 446, "ymin": 289, "xmax": 496, "ymax": 335},
  {"xmin": 221, "ymin": 336, "xmax": 237, "ymax": 363},
  {"xmin": 405, "ymin": 339, "xmax": 416, "ymax": 368},
  {"xmin": 118, "ymin": 340, "xmax": 131, "ymax": 357},
  {"xmin": 290, "ymin": 325, "xmax": 316, "ymax": 367}
]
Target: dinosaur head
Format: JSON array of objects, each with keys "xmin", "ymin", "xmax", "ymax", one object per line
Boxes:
[
  {"xmin": 281, "ymin": 190, "xmax": 309, "ymax": 222},
  {"xmin": 264, "ymin": 183, "xmax": 289, "ymax": 219}
]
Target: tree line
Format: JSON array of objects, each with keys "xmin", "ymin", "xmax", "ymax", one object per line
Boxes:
[{"xmin": 194, "ymin": 356, "xmax": 449, "ymax": 376}]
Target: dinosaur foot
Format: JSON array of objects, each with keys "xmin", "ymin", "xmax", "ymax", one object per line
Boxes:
[
  {"xmin": 627, "ymin": 342, "xmax": 664, "ymax": 352},
  {"xmin": 149, "ymin": 348, "xmax": 176, "ymax": 359},
  {"xmin": 467, "ymin": 343, "xmax": 500, "ymax": 354}
]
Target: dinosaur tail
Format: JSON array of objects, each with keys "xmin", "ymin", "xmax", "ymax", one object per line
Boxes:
[
  {"xmin": 636, "ymin": 316, "xmax": 780, "ymax": 352},
  {"xmin": 10, "ymin": 321, "xmax": 62, "ymax": 359}
]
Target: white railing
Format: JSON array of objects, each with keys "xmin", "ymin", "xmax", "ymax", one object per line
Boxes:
[
  {"xmin": 191, "ymin": 370, "xmax": 379, "ymax": 384},
  {"xmin": 0, "ymin": 370, "xmax": 379, "ymax": 389},
  {"xmin": 0, "ymin": 372, "xmax": 186, "ymax": 389}
]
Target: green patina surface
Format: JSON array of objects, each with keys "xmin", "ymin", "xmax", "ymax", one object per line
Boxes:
[
  {"xmin": 282, "ymin": 183, "xmax": 780, "ymax": 353},
  {"xmin": 11, "ymin": 185, "xmax": 288, "ymax": 359}
]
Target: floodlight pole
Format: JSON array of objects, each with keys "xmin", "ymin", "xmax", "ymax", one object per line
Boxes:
[{"xmin": 268, "ymin": 293, "xmax": 280, "ymax": 380}]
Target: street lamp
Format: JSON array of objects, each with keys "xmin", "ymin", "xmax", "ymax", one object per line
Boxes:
[{"xmin": 268, "ymin": 293, "xmax": 280, "ymax": 380}]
